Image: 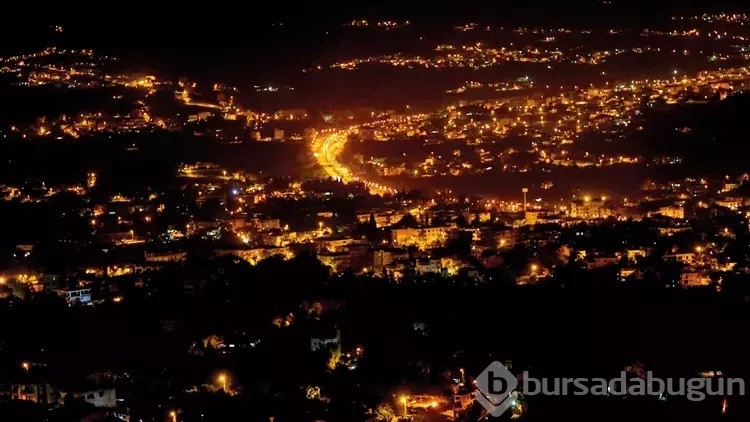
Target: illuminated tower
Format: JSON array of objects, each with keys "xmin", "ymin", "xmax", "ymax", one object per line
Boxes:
[{"xmin": 522, "ymin": 188, "xmax": 528, "ymax": 212}]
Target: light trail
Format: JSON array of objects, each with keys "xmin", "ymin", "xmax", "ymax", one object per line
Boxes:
[
  {"xmin": 311, "ymin": 129, "xmax": 397, "ymax": 195},
  {"xmin": 310, "ymin": 114, "xmax": 428, "ymax": 195}
]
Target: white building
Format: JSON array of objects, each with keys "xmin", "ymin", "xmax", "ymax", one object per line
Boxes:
[
  {"xmin": 62, "ymin": 289, "xmax": 92, "ymax": 305},
  {"xmin": 63, "ymin": 387, "xmax": 117, "ymax": 408},
  {"xmin": 311, "ymin": 330, "xmax": 341, "ymax": 352}
]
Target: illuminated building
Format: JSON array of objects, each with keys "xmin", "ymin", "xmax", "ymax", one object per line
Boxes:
[
  {"xmin": 370, "ymin": 248, "xmax": 409, "ymax": 272},
  {"xmin": 569, "ymin": 197, "xmax": 612, "ymax": 219},
  {"xmin": 356, "ymin": 211, "xmax": 407, "ymax": 228},
  {"xmin": 11, "ymin": 382, "xmax": 56, "ymax": 404},
  {"xmin": 654, "ymin": 205, "xmax": 685, "ymax": 219},
  {"xmin": 391, "ymin": 227, "xmax": 450, "ymax": 249},
  {"xmin": 317, "ymin": 252, "xmax": 352, "ymax": 272}
]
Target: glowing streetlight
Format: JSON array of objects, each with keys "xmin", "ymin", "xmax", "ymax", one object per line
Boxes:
[
  {"xmin": 169, "ymin": 411, "xmax": 177, "ymax": 422},
  {"xmin": 722, "ymin": 396, "xmax": 728, "ymax": 415},
  {"xmin": 400, "ymin": 396, "xmax": 408, "ymax": 414},
  {"xmin": 218, "ymin": 373, "xmax": 227, "ymax": 392},
  {"xmin": 21, "ymin": 361, "xmax": 30, "ymax": 372},
  {"xmin": 531, "ymin": 264, "xmax": 538, "ymax": 273},
  {"xmin": 459, "ymin": 367, "xmax": 465, "ymax": 383}
]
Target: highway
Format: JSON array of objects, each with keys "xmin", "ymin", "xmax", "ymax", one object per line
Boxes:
[{"xmin": 311, "ymin": 130, "xmax": 397, "ymax": 196}]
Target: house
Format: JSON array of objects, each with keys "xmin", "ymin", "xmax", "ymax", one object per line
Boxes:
[
  {"xmin": 679, "ymin": 272, "xmax": 711, "ymax": 287},
  {"xmin": 316, "ymin": 236, "xmax": 362, "ymax": 253},
  {"xmin": 479, "ymin": 226, "xmax": 516, "ymax": 249},
  {"xmin": 569, "ymin": 198, "xmax": 613, "ymax": 219},
  {"xmin": 60, "ymin": 288, "xmax": 92, "ymax": 306},
  {"xmin": 317, "ymin": 252, "xmax": 352, "ymax": 273},
  {"xmin": 415, "ymin": 257, "xmax": 442, "ymax": 274},
  {"xmin": 259, "ymin": 229, "xmax": 285, "ymax": 247},
  {"xmin": 10, "ymin": 381, "xmax": 57, "ymax": 404},
  {"xmin": 356, "ymin": 210, "xmax": 407, "ymax": 228},
  {"xmin": 619, "ymin": 268, "xmax": 644, "ymax": 281},
  {"xmin": 652, "ymin": 205, "xmax": 685, "ymax": 219},
  {"xmin": 250, "ymin": 218, "xmax": 281, "ymax": 231},
  {"xmin": 440, "ymin": 256, "xmax": 474, "ymax": 275},
  {"xmin": 215, "ymin": 246, "xmax": 293, "ymax": 265},
  {"xmin": 391, "ymin": 226, "xmax": 451, "ymax": 249},
  {"xmin": 56, "ymin": 372, "xmax": 119, "ymax": 409},
  {"xmin": 626, "ymin": 249, "xmax": 647, "ymax": 261},
  {"xmin": 453, "ymin": 391, "xmax": 474, "ymax": 412},
  {"xmin": 663, "ymin": 252, "xmax": 696, "ymax": 265},
  {"xmin": 384, "ymin": 259, "xmax": 410, "ymax": 279},
  {"xmin": 11, "ymin": 370, "xmax": 117, "ymax": 409},
  {"xmin": 369, "ymin": 248, "xmax": 408, "ymax": 272},
  {"xmin": 311, "ymin": 330, "xmax": 341, "ymax": 352},
  {"xmin": 586, "ymin": 256, "xmax": 620, "ymax": 270},
  {"xmin": 61, "ymin": 387, "xmax": 117, "ymax": 408}
]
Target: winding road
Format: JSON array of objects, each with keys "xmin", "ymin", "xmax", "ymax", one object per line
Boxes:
[{"xmin": 311, "ymin": 129, "xmax": 397, "ymax": 195}]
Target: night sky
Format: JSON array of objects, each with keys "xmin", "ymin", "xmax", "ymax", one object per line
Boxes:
[{"xmin": 4, "ymin": 1, "xmax": 749, "ymax": 51}]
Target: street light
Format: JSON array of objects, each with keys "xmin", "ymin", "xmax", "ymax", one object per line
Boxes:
[
  {"xmin": 400, "ymin": 396, "xmax": 408, "ymax": 414},
  {"xmin": 459, "ymin": 367, "xmax": 465, "ymax": 383},
  {"xmin": 169, "ymin": 411, "xmax": 177, "ymax": 422},
  {"xmin": 218, "ymin": 373, "xmax": 227, "ymax": 392},
  {"xmin": 531, "ymin": 264, "xmax": 538, "ymax": 273}
]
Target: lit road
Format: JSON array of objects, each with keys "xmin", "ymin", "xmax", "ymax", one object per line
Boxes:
[
  {"xmin": 311, "ymin": 130, "xmax": 397, "ymax": 195},
  {"xmin": 185, "ymin": 100, "xmax": 221, "ymax": 109}
]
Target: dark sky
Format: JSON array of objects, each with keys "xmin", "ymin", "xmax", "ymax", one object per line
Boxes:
[
  {"xmin": 3, "ymin": 0, "xmax": 749, "ymax": 52},
  {"xmin": 2, "ymin": 1, "xmax": 748, "ymax": 84}
]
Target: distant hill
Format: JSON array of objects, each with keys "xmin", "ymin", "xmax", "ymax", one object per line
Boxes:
[{"xmin": 636, "ymin": 92, "xmax": 750, "ymax": 175}]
